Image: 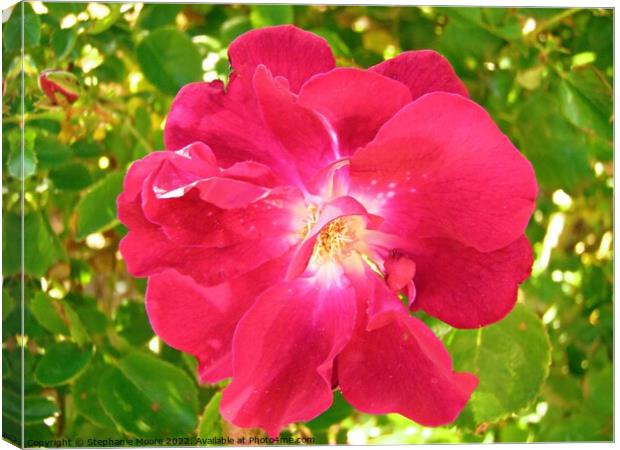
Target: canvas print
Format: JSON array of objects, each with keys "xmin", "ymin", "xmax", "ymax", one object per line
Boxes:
[{"xmin": 1, "ymin": 2, "xmax": 613, "ymax": 447}]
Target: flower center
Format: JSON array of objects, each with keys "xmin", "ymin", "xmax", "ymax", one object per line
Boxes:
[{"xmin": 312, "ymin": 216, "xmax": 364, "ymax": 263}]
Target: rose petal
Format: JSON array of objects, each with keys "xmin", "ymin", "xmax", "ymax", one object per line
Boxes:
[
  {"xmin": 220, "ymin": 278, "xmax": 356, "ymax": 437},
  {"xmin": 118, "ymin": 144, "xmax": 305, "ymax": 285},
  {"xmin": 351, "ymin": 268, "xmax": 408, "ymax": 331},
  {"xmin": 349, "ymin": 92, "xmax": 538, "ymax": 252},
  {"xmin": 139, "ymin": 148, "xmax": 305, "ymax": 249},
  {"xmin": 117, "ymin": 209, "xmax": 175, "ymax": 276},
  {"xmin": 146, "ymin": 253, "xmax": 291, "ymax": 383},
  {"xmin": 371, "ymin": 50, "xmax": 468, "ymax": 100},
  {"xmin": 339, "ymin": 311, "xmax": 478, "ymax": 427},
  {"xmin": 120, "ymin": 152, "xmax": 168, "ymax": 203},
  {"xmin": 119, "ymin": 184, "xmax": 299, "ymax": 286},
  {"xmin": 119, "ymin": 208, "xmax": 295, "ymax": 287},
  {"xmin": 298, "ymin": 68, "xmax": 411, "ymax": 155},
  {"xmin": 253, "ymin": 65, "xmax": 335, "ymax": 192},
  {"xmin": 119, "ymin": 204, "xmax": 292, "ymax": 286},
  {"xmin": 412, "ymin": 235, "xmax": 533, "ymax": 328},
  {"xmin": 229, "ymin": 25, "xmax": 335, "ymax": 93},
  {"xmin": 163, "ymin": 81, "xmax": 299, "ymax": 186},
  {"xmin": 163, "ymin": 81, "xmax": 257, "ymax": 157}
]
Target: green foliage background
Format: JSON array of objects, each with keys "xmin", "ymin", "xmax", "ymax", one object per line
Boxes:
[{"xmin": 2, "ymin": 3, "xmax": 613, "ymax": 446}]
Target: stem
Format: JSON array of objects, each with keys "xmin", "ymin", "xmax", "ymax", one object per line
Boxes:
[
  {"xmin": 125, "ymin": 120, "xmax": 153, "ymax": 153},
  {"xmin": 532, "ymin": 8, "xmax": 580, "ymax": 35},
  {"xmin": 3, "ymin": 111, "xmax": 64, "ymax": 124}
]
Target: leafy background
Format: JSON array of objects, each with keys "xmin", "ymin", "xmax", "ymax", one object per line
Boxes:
[{"xmin": 2, "ymin": 3, "xmax": 613, "ymax": 446}]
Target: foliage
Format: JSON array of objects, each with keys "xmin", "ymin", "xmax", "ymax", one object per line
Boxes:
[{"xmin": 2, "ymin": 3, "xmax": 612, "ymax": 446}]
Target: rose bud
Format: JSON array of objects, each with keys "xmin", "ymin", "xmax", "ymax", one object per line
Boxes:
[{"xmin": 39, "ymin": 69, "xmax": 80, "ymax": 105}]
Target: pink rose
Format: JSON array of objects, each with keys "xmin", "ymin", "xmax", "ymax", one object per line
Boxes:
[{"xmin": 118, "ymin": 25, "xmax": 537, "ymax": 436}]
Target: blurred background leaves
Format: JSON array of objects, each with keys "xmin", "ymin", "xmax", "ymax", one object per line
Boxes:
[{"xmin": 2, "ymin": 3, "xmax": 613, "ymax": 445}]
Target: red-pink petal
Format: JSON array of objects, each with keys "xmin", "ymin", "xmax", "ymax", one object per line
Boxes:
[
  {"xmin": 352, "ymin": 269, "xmax": 408, "ymax": 331},
  {"xmin": 253, "ymin": 65, "xmax": 335, "ymax": 192},
  {"xmin": 120, "ymin": 144, "xmax": 218, "ymax": 206},
  {"xmin": 339, "ymin": 312, "xmax": 478, "ymax": 427},
  {"xmin": 146, "ymin": 253, "xmax": 291, "ymax": 383},
  {"xmin": 120, "ymin": 152, "xmax": 168, "ymax": 203},
  {"xmin": 349, "ymin": 92, "xmax": 538, "ymax": 253},
  {"xmin": 164, "ymin": 80, "xmax": 257, "ymax": 157},
  {"xmin": 140, "ymin": 150, "xmax": 305, "ymax": 249},
  {"xmin": 298, "ymin": 68, "xmax": 411, "ymax": 155},
  {"xmin": 412, "ymin": 235, "xmax": 533, "ymax": 328},
  {"xmin": 117, "ymin": 209, "xmax": 175, "ymax": 276},
  {"xmin": 163, "ymin": 81, "xmax": 299, "ymax": 186},
  {"xmin": 118, "ymin": 143, "xmax": 305, "ymax": 285},
  {"xmin": 220, "ymin": 279, "xmax": 356, "ymax": 437},
  {"xmin": 119, "ymin": 204, "xmax": 293, "ymax": 287},
  {"xmin": 384, "ymin": 251, "xmax": 416, "ymax": 292},
  {"xmin": 371, "ymin": 50, "xmax": 468, "ymax": 100},
  {"xmin": 228, "ymin": 25, "xmax": 335, "ymax": 94},
  {"xmin": 119, "ymin": 208, "xmax": 295, "ymax": 287}
]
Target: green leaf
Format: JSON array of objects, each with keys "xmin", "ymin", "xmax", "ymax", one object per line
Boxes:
[
  {"xmin": 445, "ymin": 304, "xmax": 551, "ymax": 429},
  {"xmin": 99, "ymin": 351, "xmax": 199, "ymax": 438},
  {"xmin": 220, "ymin": 16, "xmax": 252, "ymax": 45},
  {"xmin": 4, "ymin": 347, "xmax": 42, "ymax": 394},
  {"xmin": 250, "ymin": 5, "xmax": 293, "ymax": 27},
  {"xmin": 115, "ymin": 300, "xmax": 154, "ymax": 346},
  {"xmin": 72, "ymin": 139, "xmax": 102, "ymax": 159},
  {"xmin": 72, "ymin": 358, "xmax": 117, "ymax": 429},
  {"xmin": 7, "ymin": 146, "xmax": 37, "ymax": 180},
  {"xmin": 94, "ymin": 55, "xmax": 127, "ymax": 83},
  {"xmin": 311, "ymin": 28, "xmax": 352, "ymax": 58},
  {"xmin": 136, "ymin": 29, "xmax": 203, "ymax": 96},
  {"xmin": 49, "ymin": 162, "xmax": 93, "ymax": 191},
  {"xmin": 197, "ymin": 393, "xmax": 223, "ymax": 440},
  {"xmin": 3, "ymin": 4, "xmax": 41, "ymax": 51},
  {"xmin": 35, "ymin": 134, "xmax": 72, "ymax": 169},
  {"xmin": 75, "ymin": 171, "xmax": 124, "ymax": 240},
  {"xmin": 307, "ymin": 392, "xmax": 353, "ymax": 431},
  {"xmin": 558, "ymin": 65, "xmax": 613, "ymax": 141},
  {"xmin": 76, "ymin": 304, "xmax": 108, "ymax": 335},
  {"xmin": 29, "ymin": 292, "xmax": 69, "ymax": 335},
  {"xmin": 51, "ymin": 28, "xmax": 77, "ymax": 59},
  {"xmin": 135, "ymin": 106, "xmax": 151, "ymax": 139},
  {"xmin": 3, "ymin": 288, "xmax": 15, "ymax": 321},
  {"xmin": 83, "ymin": 4, "xmax": 121, "ymax": 35},
  {"xmin": 2, "ymin": 351, "xmax": 11, "ymax": 380},
  {"xmin": 436, "ymin": 9, "xmax": 504, "ymax": 74},
  {"xmin": 3, "ymin": 211, "xmax": 65, "ymax": 278},
  {"xmin": 35, "ymin": 342, "xmax": 94, "ymax": 386},
  {"xmin": 2, "ymin": 212, "xmax": 22, "ymax": 277},
  {"xmin": 67, "ymin": 415, "xmax": 122, "ymax": 442},
  {"xmin": 45, "ymin": 3, "xmax": 85, "ymax": 18},
  {"xmin": 3, "ymin": 389, "xmax": 59, "ymax": 425},
  {"xmin": 539, "ymin": 408, "xmax": 607, "ymax": 441},
  {"xmin": 137, "ymin": 4, "xmax": 182, "ymax": 30},
  {"xmin": 515, "ymin": 92, "xmax": 593, "ymax": 192},
  {"xmin": 64, "ymin": 302, "xmax": 91, "ymax": 346},
  {"xmin": 584, "ymin": 366, "xmax": 613, "ymax": 417},
  {"xmin": 7, "ymin": 128, "xmax": 37, "ymax": 180}
]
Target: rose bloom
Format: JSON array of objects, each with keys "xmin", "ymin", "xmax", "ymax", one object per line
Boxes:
[{"xmin": 118, "ymin": 25, "xmax": 537, "ymax": 436}]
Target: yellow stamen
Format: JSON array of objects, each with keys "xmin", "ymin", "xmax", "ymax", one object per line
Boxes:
[{"xmin": 314, "ymin": 217, "xmax": 355, "ymax": 259}]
